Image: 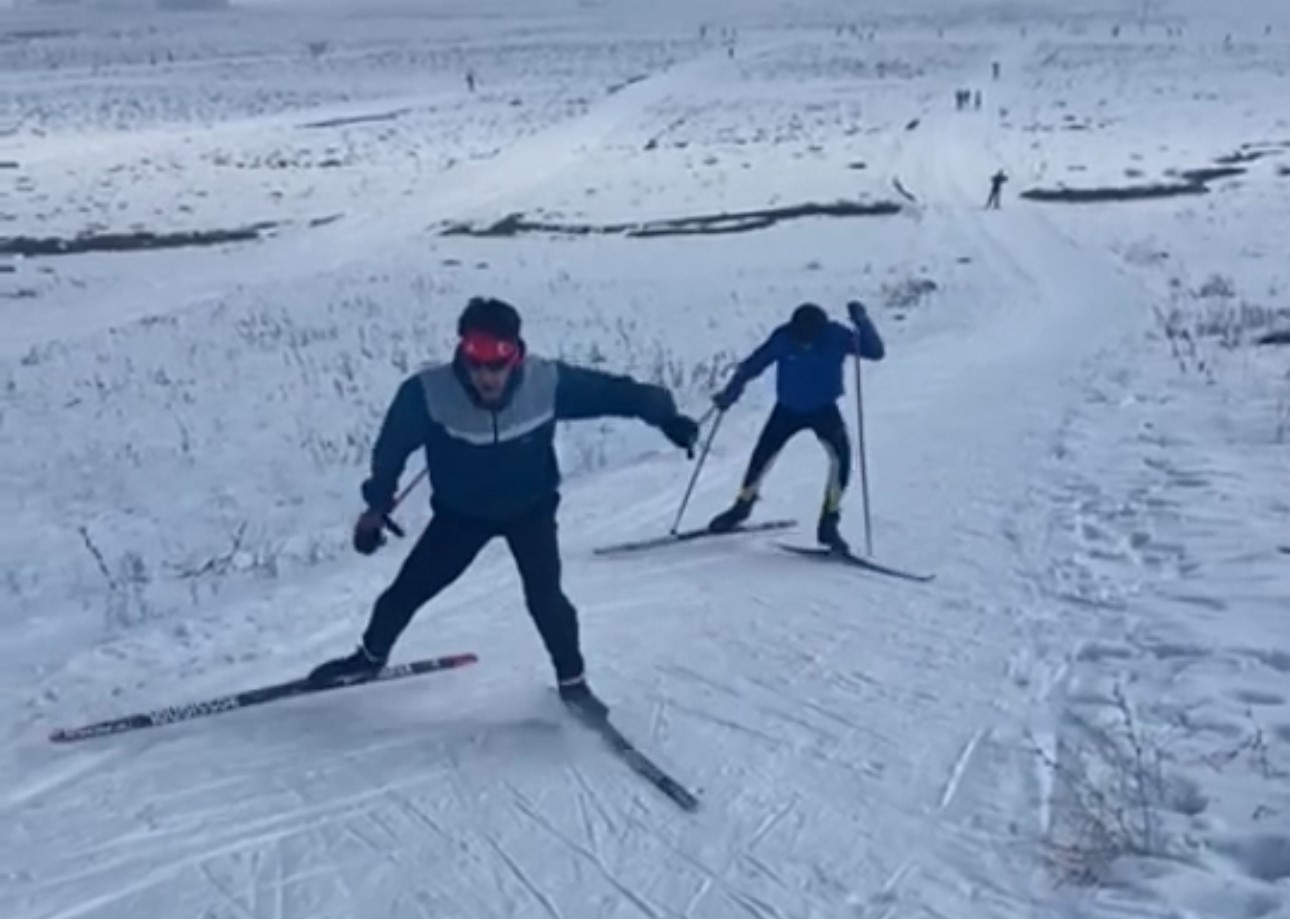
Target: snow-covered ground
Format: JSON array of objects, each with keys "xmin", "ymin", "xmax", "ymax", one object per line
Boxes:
[{"xmin": 3, "ymin": 1, "xmax": 1289, "ymax": 917}]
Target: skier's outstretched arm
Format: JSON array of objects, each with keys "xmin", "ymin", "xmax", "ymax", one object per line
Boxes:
[
  {"xmin": 554, "ymin": 363, "xmax": 697, "ymax": 449},
  {"xmin": 360, "ymin": 376, "xmax": 428, "ymax": 514},
  {"xmin": 554, "ymin": 363, "xmax": 678, "ymax": 424},
  {"xmin": 729, "ymin": 332, "xmax": 781, "ymax": 388},
  {"xmin": 843, "ymin": 302, "xmax": 886, "ymax": 360},
  {"xmin": 714, "ymin": 331, "xmax": 782, "ymax": 408}
]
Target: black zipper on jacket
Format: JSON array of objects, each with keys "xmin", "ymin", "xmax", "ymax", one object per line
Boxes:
[{"xmin": 491, "ymin": 411, "xmax": 499, "ymax": 444}]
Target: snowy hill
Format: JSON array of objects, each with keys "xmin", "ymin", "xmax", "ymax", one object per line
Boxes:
[{"xmin": 3, "ymin": 1, "xmax": 1289, "ymax": 917}]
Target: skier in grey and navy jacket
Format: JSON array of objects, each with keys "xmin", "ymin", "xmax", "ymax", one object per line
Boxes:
[
  {"xmin": 308, "ymin": 297, "xmax": 701, "ymax": 721},
  {"xmin": 707, "ymin": 301, "xmax": 885, "ymax": 552}
]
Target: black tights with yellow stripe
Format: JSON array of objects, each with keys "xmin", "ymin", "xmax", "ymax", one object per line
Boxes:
[{"xmin": 738, "ymin": 403, "xmax": 850, "ymax": 514}]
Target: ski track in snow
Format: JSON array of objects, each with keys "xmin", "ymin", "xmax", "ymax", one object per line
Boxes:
[{"xmin": 4, "ymin": 3, "xmax": 1290, "ymax": 919}]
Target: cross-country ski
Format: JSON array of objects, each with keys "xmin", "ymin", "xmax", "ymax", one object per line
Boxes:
[
  {"xmin": 9, "ymin": 9, "xmax": 1287, "ymax": 919},
  {"xmin": 48, "ymin": 653, "xmax": 478, "ymax": 743},
  {"xmin": 592, "ymin": 519, "xmax": 797, "ymax": 556},
  {"xmin": 777, "ymin": 544, "xmax": 936, "ymax": 582},
  {"xmin": 565, "ymin": 709, "xmax": 701, "ymax": 812}
]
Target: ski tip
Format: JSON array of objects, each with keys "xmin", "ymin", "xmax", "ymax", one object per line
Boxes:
[
  {"xmin": 777, "ymin": 543, "xmax": 936, "ymax": 582},
  {"xmin": 443, "ymin": 653, "xmax": 479, "ymax": 667},
  {"xmin": 776, "ymin": 542, "xmax": 831, "ymax": 555}
]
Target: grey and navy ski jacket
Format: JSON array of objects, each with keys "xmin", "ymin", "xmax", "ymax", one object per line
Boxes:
[{"xmin": 361, "ymin": 354, "xmax": 679, "ymax": 521}]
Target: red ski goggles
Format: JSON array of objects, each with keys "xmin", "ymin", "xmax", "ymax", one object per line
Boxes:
[{"xmin": 460, "ymin": 332, "xmax": 521, "ymax": 371}]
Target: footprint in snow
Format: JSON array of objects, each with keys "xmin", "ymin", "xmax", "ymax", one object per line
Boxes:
[
  {"xmin": 1075, "ymin": 641, "xmax": 1134, "ymax": 663},
  {"xmin": 1192, "ymin": 887, "xmax": 1283, "ymax": 919},
  {"xmin": 1078, "ymin": 518, "xmax": 1115, "ymax": 545},
  {"xmin": 1160, "ymin": 591, "xmax": 1228, "ymax": 613},
  {"xmin": 1144, "ymin": 641, "xmax": 1209, "ymax": 661},
  {"xmin": 1215, "ymin": 834, "xmax": 1290, "ymax": 884},
  {"xmin": 1136, "ymin": 539, "xmax": 1190, "ymax": 571},
  {"xmin": 1162, "ymin": 772, "xmax": 1209, "ymax": 817},
  {"xmin": 1242, "ymin": 649, "xmax": 1290, "ymax": 674},
  {"xmin": 1232, "ymin": 689, "xmax": 1286, "ymax": 707}
]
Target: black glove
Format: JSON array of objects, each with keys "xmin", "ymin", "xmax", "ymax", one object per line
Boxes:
[
  {"xmin": 712, "ymin": 386, "xmax": 740, "ymax": 412},
  {"xmin": 660, "ymin": 414, "xmax": 700, "ymax": 452},
  {"xmin": 846, "ymin": 300, "xmax": 868, "ymax": 325},
  {"xmin": 352, "ymin": 509, "xmax": 388, "ymax": 556}
]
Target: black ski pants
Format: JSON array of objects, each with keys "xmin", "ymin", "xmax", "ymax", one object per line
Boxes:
[
  {"xmin": 739, "ymin": 403, "xmax": 851, "ymax": 513},
  {"xmin": 362, "ymin": 497, "xmax": 583, "ymax": 683}
]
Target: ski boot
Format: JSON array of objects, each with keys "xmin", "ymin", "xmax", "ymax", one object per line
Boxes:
[
  {"xmin": 707, "ymin": 495, "xmax": 755, "ymax": 534},
  {"xmin": 817, "ymin": 511, "xmax": 850, "ymax": 555},
  {"xmin": 559, "ymin": 676, "xmax": 610, "ymax": 723},
  {"xmin": 307, "ymin": 643, "xmax": 386, "ymax": 687}
]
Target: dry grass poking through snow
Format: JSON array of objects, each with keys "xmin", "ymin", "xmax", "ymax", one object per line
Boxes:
[
  {"xmin": 1033, "ymin": 686, "xmax": 1172, "ymax": 886},
  {"xmin": 1150, "ymin": 271, "xmax": 1290, "ymax": 442}
]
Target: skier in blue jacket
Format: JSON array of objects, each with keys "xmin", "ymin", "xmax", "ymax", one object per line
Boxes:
[{"xmin": 708, "ymin": 301, "xmax": 885, "ymax": 551}]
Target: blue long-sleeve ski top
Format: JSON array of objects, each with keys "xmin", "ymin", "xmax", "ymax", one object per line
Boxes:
[{"xmin": 721, "ymin": 318, "xmax": 885, "ymax": 414}]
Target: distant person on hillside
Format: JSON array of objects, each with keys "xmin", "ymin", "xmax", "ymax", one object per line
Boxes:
[
  {"xmin": 705, "ymin": 302, "xmax": 885, "ymax": 553},
  {"xmin": 306, "ymin": 297, "xmax": 700, "ymax": 722},
  {"xmin": 986, "ymin": 169, "xmax": 1008, "ymax": 208}
]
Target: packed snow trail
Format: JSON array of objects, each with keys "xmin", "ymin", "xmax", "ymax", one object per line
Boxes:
[{"xmin": 4, "ymin": 30, "xmax": 1166, "ymax": 919}]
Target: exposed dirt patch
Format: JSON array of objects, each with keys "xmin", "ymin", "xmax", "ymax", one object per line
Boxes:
[
  {"xmin": 300, "ymin": 108, "xmax": 411, "ymax": 130},
  {"xmin": 1, "ymin": 222, "xmax": 279, "ymax": 257},
  {"xmin": 441, "ymin": 199, "xmax": 901, "ymax": 239},
  {"xmin": 1022, "ymin": 183, "xmax": 1208, "ymax": 204},
  {"xmin": 1178, "ymin": 166, "xmax": 1246, "ymax": 183}
]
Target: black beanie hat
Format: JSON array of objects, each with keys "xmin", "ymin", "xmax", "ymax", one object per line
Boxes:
[
  {"xmin": 788, "ymin": 302, "xmax": 828, "ymax": 342},
  {"xmin": 458, "ymin": 297, "xmax": 522, "ymax": 342}
]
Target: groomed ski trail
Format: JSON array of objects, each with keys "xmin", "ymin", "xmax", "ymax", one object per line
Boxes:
[{"xmin": 5, "ymin": 36, "xmax": 1161, "ymax": 919}]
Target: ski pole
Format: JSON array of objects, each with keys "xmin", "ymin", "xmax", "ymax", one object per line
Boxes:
[
  {"xmin": 382, "ymin": 466, "xmax": 428, "ymax": 539},
  {"xmin": 679, "ymin": 404, "xmax": 718, "ymax": 460},
  {"xmin": 670, "ymin": 408, "xmax": 724, "ymax": 535},
  {"xmin": 852, "ymin": 338, "xmax": 874, "ymax": 557},
  {"xmin": 393, "ymin": 467, "xmax": 428, "ymax": 507}
]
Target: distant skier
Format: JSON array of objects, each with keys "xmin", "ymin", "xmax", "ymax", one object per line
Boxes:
[
  {"xmin": 307, "ymin": 297, "xmax": 701, "ymax": 721},
  {"xmin": 986, "ymin": 169, "xmax": 1008, "ymax": 208},
  {"xmin": 706, "ymin": 301, "xmax": 885, "ymax": 552}
]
